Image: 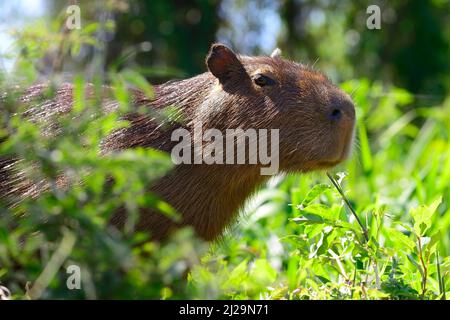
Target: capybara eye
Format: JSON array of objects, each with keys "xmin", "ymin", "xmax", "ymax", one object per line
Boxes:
[
  {"xmin": 329, "ymin": 108, "xmax": 342, "ymax": 120},
  {"xmin": 253, "ymin": 74, "xmax": 276, "ymax": 87}
]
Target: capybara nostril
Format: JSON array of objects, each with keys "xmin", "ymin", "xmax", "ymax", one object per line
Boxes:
[{"xmin": 328, "ymin": 95, "xmax": 355, "ymax": 121}]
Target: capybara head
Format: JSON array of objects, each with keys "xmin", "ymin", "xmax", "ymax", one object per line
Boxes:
[{"xmin": 203, "ymin": 44, "xmax": 355, "ymax": 173}]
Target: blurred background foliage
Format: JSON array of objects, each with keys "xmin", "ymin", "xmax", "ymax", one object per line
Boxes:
[
  {"xmin": 2, "ymin": 0, "xmax": 449, "ymax": 94},
  {"xmin": 0, "ymin": 0, "xmax": 449, "ymax": 299}
]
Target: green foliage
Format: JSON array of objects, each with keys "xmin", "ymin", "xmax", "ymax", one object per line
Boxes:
[
  {"xmin": 0, "ymin": 67, "xmax": 209, "ymax": 299},
  {"xmin": 0, "ymin": 5, "xmax": 449, "ymax": 300}
]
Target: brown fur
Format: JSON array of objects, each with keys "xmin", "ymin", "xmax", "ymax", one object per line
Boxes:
[{"xmin": 0, "ymin": 44, "xmax": 355, "ymax": 241}]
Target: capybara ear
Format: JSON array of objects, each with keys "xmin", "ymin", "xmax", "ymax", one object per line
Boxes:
[{"xmin": 206, "ymin": 43, "xmax": 245, "ymax": 83}]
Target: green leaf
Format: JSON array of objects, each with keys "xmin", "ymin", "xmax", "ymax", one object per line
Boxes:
[
  {"xmin": 302, "ymin": 203, "xmax": 338, "ymax": 221},
  {"xmin": 298, "ymin": 184, "xmax": 331, "ymax": 208},
  {"xmin": 387, "ymin": 229, "xmax": 416, "ymax": 251},
  {"xmin": 83, "ymin": 22, "xmax": 100, "ymax": 34},
  {"xmin": 291, "ymin": 214, "xmax": 327, "ymax": 225},
  {"xmin": 410, "ymin": 197, "xmax": 442, "ymax": 236},
  {"xmin": 224, "ymin": 260, "xmax": 248, "ymax": 289}
]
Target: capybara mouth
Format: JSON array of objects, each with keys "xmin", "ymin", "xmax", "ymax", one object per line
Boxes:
[{"xmin": 314, "ymin": 134, "xmax": 354, "ymax": 169}]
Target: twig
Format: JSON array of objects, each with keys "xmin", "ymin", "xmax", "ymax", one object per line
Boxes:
[
  {"xmin": 416, "ymin": 235, "xmax": 428, "ymax": 299},
  {"xmin": 326, "ymin": 172, "xmax": 369, "ymax": 242}
]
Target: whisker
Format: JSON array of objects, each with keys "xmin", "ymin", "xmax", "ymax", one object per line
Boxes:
[
  {"xmin": 312, "ymin": 57, "xmax": 320, "ymax": 68},
  {"xmin": 349, "ymin": 84, "xmax": 360, "ymax": 98}
]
